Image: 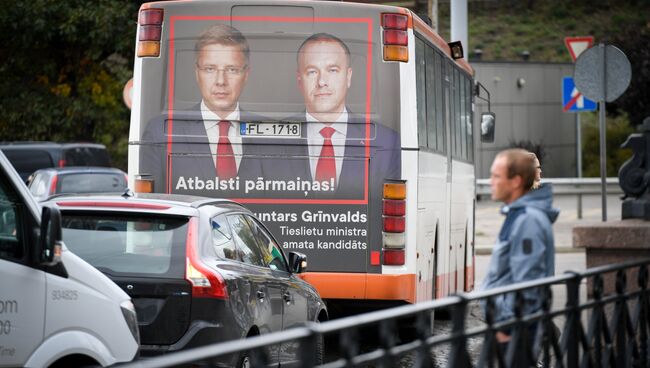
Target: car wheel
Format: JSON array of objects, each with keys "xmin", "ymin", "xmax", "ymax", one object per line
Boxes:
[
  {"xmin": 315, "ymin": 332, "xmax": 324, "ymax": 365},
  {"xmin": 237, "ymin": 351, "xmax": 251, "ymax": 368}
]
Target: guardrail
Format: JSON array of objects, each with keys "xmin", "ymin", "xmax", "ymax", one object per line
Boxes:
[
  {"xmin": 476, "ymin": 177, "xmax": 622, "ymax": 197},
  {"xmin": 119, "ymin": 258, "xmax": 650, "ymax": 368}
]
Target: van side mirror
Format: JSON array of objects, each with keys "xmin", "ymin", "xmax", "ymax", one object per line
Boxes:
[
  {"xmin": 288, "ymin": 251, "xmax": 307, "ymax": 273},
  {"xmin": 480, "ymin": 112, "xmax": 496, "ymax": 143},
  {"xmin": 39, "ymin": 206, "xmax": 62, "ymax": 266}
]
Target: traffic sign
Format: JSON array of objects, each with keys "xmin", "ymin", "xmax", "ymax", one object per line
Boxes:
[
  {"xmin": 574, "ymin": 44, "xmax": 631, "ymax": 103},
  {"xmin": 562, "ymin": 76, "xmax": 597, "ymax": 112},
  {"xmin": 564, "ymin": 36, "xmax": 594, "ymax": 62}
]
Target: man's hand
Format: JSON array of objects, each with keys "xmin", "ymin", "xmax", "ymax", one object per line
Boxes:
[{"xmin": 496, "ymin": 331, "xmax": 511, "ymax": 343}]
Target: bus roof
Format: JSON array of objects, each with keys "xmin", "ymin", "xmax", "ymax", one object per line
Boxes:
[
  {"xmin": 140, "ymin": 0, "xmax": 474, "ymax": 77},
  {"xmin": 410, "ymin": 11, "xmax": 474, "ymax": 76}
]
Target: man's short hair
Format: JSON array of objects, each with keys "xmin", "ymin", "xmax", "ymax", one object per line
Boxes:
[
  {"xmin": 496, "ymin": 148, "xmax": 536, "ymax": 190},
  {"xmin": 296, "ymin": 33, "xmax": 351, "ymax": 67},
  {"xmin": 195, "ymin": 24, "xmax": 250, "ymax": 63}
]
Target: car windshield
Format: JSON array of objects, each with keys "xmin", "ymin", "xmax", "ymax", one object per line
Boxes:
[
  {"xmin": 61, "ymin": 213, "xmax": 188, "ymax": 277},
  {"xmin": 58, "ymin": 173, "xmax": 127, "ymax": 194}
]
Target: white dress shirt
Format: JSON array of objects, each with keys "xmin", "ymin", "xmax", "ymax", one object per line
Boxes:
[
  {"xmin": 201, "ymin": 101, "xmax": 242, "ymax": 172},
  {"xmin": 307, "ymin": 109, "xmax": 348, "ymax": 184}
]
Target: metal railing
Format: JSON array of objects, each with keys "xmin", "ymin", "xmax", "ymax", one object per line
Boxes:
[
  {"xmin": 476, "ymin": 177, "xmax": 622, "ymax": 197},
  {"xmin": 120, "ymin": 258, "xmax": 650, "ymax": 368},
  {"xmin": 477, "ymin": 177, "xmax": 622, "ymax": 219}
]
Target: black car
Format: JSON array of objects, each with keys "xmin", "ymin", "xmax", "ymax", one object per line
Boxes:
[
  {"xmin": 0, "ymin": 142, "xmax": 111, "ymax": 182},
  {"xmin": 27, "ymin": 166, "xmax": 128, "ymax": 201},
  {"xmin": 44, "ymin": 193, "xmax": 327, "ymax": 367}
]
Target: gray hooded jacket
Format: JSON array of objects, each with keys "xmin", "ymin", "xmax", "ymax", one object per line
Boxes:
[{"xmin": 480, "ymin": 183, "xmax": 560, "ymax": 322}]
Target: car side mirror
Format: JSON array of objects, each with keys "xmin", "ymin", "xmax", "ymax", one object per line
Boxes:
[
  {"xmin": 480, "ymin": 112, "xmax": 496, "ymax": 143},
  {"xmin": 288, "ymin": 251, "xmax": 307, "ymax": 273},
  {"xmin": 38, "ymin": 206, "xmax": 63, "ymax": 266}
]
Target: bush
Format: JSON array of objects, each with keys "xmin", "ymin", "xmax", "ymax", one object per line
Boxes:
[{"xmin": 581, "ymin": 112, "xmax": 634, "ymax": 177}]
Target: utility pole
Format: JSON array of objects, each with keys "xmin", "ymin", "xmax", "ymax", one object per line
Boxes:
[
  {"xmin": 450, "ymin": 0, "xmax": 468, "ymax": 55},
  {"xmin": 428, "ymin": 0, "xmax": 438, "ymax": 33}
]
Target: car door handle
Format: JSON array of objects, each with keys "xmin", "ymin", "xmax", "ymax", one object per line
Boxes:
[
  {"xmin": 283, "ymin": 292, "xmax": 291, "ymax": 303},
  {"xmin": 256, "ymin": 290, "xmax": 265, "ymax": 300}
]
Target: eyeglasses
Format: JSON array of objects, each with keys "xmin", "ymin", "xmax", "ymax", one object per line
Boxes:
[{"xmin": 196, "ymin": 64, "xmax": 247, "ymax": 76}]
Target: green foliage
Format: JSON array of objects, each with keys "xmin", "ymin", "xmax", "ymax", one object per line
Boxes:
[
  {"xmin": 581, "ymin": 112, "xmax": 634, "ymax": 177},
  {"xmin": 0, "ymin": 0, "xmax": 146, "ymax": 170},
  {"xmin": 607, "ymin": 19, "xmax": 650, "ymax": 126}
]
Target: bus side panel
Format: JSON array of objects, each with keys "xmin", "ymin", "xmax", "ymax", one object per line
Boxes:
[
  {"xmin": 415, "ymin": 151, "xmax": 447, "ymax": 302},
  {"xmin": 449, "ymin": 160, "xmax": 475, "ymax": 294}
]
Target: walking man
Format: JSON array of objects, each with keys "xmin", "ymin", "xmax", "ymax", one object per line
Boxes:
[{"xmin": 481, "ymin": 148, "xmax": 559, "ymax": 344}]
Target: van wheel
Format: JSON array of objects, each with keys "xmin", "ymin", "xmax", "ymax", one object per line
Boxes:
[{"xmin": 49, "ymin": 354, "xmax": 98, "ymax": 368}]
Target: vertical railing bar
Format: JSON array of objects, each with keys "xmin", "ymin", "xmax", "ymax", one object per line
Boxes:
[
  {"xmin": 639, "ymin": 264, "xmax": 649, "ymax": 367},
  {"xmin": 340, "ymin": 327, "xmax": 359, "ymax": 368},
  {"xmin": 564, "ymin": 272, "xmax": 582, "ymax": 368},
  {"xmin": 299, "ymin": 323, "xmax": 318, "ymax": 368},
  {"xmin": 446, "ymin": 295, "xmax": 469, "ymax": 368},
  {"xmin": 414, "ymin": 310, "xmax": 434, "ymax": 367},
  {"xmin": 378, "ymin": 317, "xmax": 397, "ymax": 368},
  {"xmin": 613, "ymin": 270, "xmax": 627, "ymax": 368}
]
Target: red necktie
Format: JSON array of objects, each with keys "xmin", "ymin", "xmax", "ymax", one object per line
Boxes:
[
  {"xmin": 315, "ymin": 127, "xmax": 336, "ymax": 185},
  {"xmin": 216, "ymin": 120, "xmax": 237, "ymax": 179}
]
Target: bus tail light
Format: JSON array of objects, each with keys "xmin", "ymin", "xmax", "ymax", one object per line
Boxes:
[
  {"xmin": 134, "ymin": 178, "xmax": 154, "ymax": 193},
  {"xmin": 383, "ymin": 249, "xmax": 405, "ymax": 265},
  {"xmin": 137, "ymin": 8, "xmax": 163, "ymax": 57},
  {"xmin": 383, "ymin": 30, "xmax": 407, "ymax": 46},
  {"xmin": 382, "ymin": 181, "xmax": 406, "ymax": 264},
  {"xmin": 186, "ymin": 218, "xmax": 228, "ymax": 299},
  {"xmin": 383, "ymin": 216, "xmax": 405, "ymax": 232},
  {"xmin": 382, "ymin": 13, "xmax": 409, "ymax": 62},
  {"xmin": 383, "ymin": 199, "xmax": 405, "ymax": 216},
  {"xmin": 383, "ymin": 183, "xmax": 406, "ymax": 200}
]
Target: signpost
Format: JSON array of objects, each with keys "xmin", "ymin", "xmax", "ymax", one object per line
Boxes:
[
  {"xmin": 574, "ymin": 44, "xmax": 632, "ymax": 221},
  {"xmin": 564, "ymin": 36, "xmax": 594, "ymax": 219}
]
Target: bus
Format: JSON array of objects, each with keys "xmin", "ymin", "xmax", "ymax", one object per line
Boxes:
[{"xmin": 128, "ymin": 0, "xmax": 495, "ymax": 314}]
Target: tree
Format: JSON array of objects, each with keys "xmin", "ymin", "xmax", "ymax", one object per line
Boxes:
[
  {"xmin": 0, "ymin": 1, "xmax": 146, "ymax": 169},
  {"xmin": 581, "ymin": 112, "xmax": 634, "ymax": 177},
  {"xmin": 606, "ymin": 11, "xmax": 650, "ymax": 126}
]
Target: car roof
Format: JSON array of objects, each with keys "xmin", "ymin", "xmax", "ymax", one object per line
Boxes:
[
  {"xmin": 0, "ymin": 141, "xmax": 107, "ymax": 149},
  {"xmin": 42, "ymin": 192, "xmax": 245, "ymax": 217},
  {"xmin": 32, "ymin": 166, "xmax": 126, "ymax": 175}
]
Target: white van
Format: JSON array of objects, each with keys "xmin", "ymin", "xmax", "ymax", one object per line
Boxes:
[{"xmin": 0, "ymin": 150, "xmax": 139, "ymax": 367}]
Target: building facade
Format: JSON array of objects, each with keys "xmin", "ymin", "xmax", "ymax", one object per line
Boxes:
[{"xmin": 473, "ymin": 62, "xmax": 579, "ymax": 179}]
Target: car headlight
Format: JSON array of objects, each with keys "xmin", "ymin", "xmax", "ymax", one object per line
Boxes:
[{"xmin": 120, "ymin": 300, "xmax": 140, "ymax": 345}]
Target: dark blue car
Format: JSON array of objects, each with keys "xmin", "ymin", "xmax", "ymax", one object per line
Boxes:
[{"xmin": 43, "ymin": 193, "xmax": 327, "ymax": 367}]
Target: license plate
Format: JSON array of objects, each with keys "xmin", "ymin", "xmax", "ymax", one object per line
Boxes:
[{"xmin": 240, "ymin": 122, "xmax": 301, "ymax": 137}]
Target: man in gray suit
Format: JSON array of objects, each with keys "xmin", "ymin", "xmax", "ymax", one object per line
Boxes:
[
  {"xmin": 140, "ymin": 24, "xmax": 261, "ymax": 197},
  {"xmin": 257, "ymin": 33, "xmax": 400, "ymax": 199}
]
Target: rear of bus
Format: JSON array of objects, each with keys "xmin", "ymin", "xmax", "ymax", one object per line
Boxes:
[{"xmin": 129, "ymin": 0, "xmax": 441, "ymax": 311}]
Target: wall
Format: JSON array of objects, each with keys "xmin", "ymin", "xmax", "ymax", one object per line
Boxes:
[{"xmin": 473, "ymin": 62, "xmax": 579, "ymax": 179}]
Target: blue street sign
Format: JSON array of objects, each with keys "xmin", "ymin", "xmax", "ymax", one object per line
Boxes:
[{"xmin": 562, "ymin": 76, "xmax": 597, "ymax": 112}]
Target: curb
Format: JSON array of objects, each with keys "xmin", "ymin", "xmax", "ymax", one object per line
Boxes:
[{"xmin": 475, "ymin": 246, "xmax": 585, "ymax": 255}]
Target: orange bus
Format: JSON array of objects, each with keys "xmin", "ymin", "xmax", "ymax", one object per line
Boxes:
[{"xmin": 128, "ymin": 0, "xmax": 494, "ymax": 315}]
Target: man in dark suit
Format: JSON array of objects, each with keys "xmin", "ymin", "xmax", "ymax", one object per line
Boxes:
[
  {"xmin": 256, "ymin": 33, "xmax": 400, "ymax": 199},
  {"xmin": 139, "ymin": 24, "xmax": 261, "ymax": 197}
]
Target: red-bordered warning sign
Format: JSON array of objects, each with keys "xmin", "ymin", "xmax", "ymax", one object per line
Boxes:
[{"xmin": 564, "ymin": 36, "xmax": 594, "ymax": 62}]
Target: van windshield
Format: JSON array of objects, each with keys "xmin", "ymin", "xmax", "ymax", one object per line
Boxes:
[{"xmin": 61, "ymin": 213, "xmax": 188, "ymax": 278}]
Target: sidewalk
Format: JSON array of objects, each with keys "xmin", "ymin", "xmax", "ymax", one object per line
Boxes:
[{"xmin": 475, "ymin": 193, "xmax": 623, "ymax": 255}]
